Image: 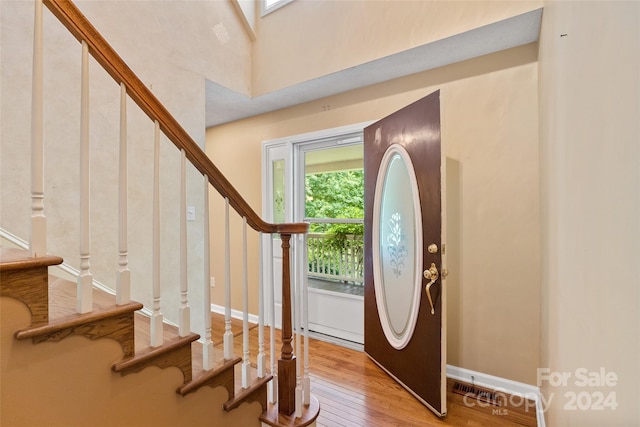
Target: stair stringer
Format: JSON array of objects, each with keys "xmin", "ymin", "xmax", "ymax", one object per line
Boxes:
[
  {"xmin": 15, "ymin": 301, "xmax": 142, "ymax": 358},
  {"xmin": 112, "ymin": 332, "xmax": 200, "ymax": 382},
  {"xmin": 0, "ymin": 297, "xmax": 266, "ymax": 427},
  {"xmin": 0, "ymin": 251, "xmax": 62, "ymax": 325}
]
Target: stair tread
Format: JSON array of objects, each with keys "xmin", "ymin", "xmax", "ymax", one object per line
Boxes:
[
  {"xmin": 15, "ymin": 301, "xmax": 143, "ymax": 340},
  {"xmin": 223, "ymin": 371, "xmax": 273, "ymax": 412},
  {"xmin": 112, "ymin": 332, "xmax": 200, "ymax": 372},
  {"xmin": 177, "ymin": 356, "xmax": 242, "ymax": 396},
  {"xmin": 48, "ymin": 276, "xmax": 119, "ymax": 317},
  {"xmin": 0, "ymin": 247, "xmax": 63, "ymax": 271}
]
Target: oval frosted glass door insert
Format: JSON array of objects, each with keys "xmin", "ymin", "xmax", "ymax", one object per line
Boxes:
[{"xmin": 372, "ymin": 144, "xmax": 423, "ymax": 350}]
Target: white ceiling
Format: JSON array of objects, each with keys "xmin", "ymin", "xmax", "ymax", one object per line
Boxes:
[{"xmin": 205, "ymin": 8, "xmax": 542, "ymax": 128}]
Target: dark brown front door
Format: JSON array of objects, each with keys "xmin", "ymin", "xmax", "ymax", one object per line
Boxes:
[{"xmin": 364, "ymin": 90, "xmax": 446, "ymax": 416}]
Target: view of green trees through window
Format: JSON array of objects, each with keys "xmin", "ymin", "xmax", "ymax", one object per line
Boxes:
[
  {"xmin": 305, "ymin": 170, "xmax": 364, "ymax": 232},
  {"xmin": 306, "ymin": 169, "xmax": 364, "ymax": 284}
]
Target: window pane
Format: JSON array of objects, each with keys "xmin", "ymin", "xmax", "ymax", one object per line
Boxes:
[
  {"xmin": 262, "ymin": 0, "xmax": 294, "ymax": 15},
  {"xmin": 304, "ymin": 144, "xmax": 364, "ymax": 226},
  {"xmin": 272, "ymin": 159, "xmax": 285, "ymax": 223}
]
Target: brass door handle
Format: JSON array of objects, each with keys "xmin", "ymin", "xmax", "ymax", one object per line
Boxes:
[{"xmin": 423, "ymin": 263, "xmax": 439, "ymax": 315}]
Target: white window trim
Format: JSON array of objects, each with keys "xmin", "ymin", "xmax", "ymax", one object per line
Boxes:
[
  {"xmin": 261, "ymin": 0, "xmax": 294, "ymax": 17},
  {"xmin": 261, "ymin": 121, "xmax": 374, "ymax": 331}
]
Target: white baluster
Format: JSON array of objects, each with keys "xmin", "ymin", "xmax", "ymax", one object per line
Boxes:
[
  {"xmin": 338, "ymin": 241, "xmax": 341, "ymax": 277},
  {"xmin": 116, "ymin": 83, "xmax": 130, "ymax": 305},
  {"xmin": 317, "ymin": 238, "xmax": 320, "ymax": 275},
  {"xmin": 316, "ymin": 237, "xmax": 319, "ymax": 275},
  {"xmin": 312, "ymin": 237, "xmax": 316, "ymax": 275},
  {"xmin": 150, "ymin": 120, "xmax": 163, "ymax": 347},
  {"xmin": 77, "ymin": 40, "xmax": 92, "ymax": 314},
  {"xmin": 202, "ymin": 174, "xmax": 214, "ymax": 370},
  {"xmin": 29, "ymin": 0, "xmax": 45, "ymax": 258},
  {"xmin": 257, "ymin": 232, "xmax": 266, "ymax": 378},
  {"xmin": 241, "ymin": 217, "xmax": 250, "ymax": 388},
  {"xmin": 310, "ymin": 237, "xmax": 315, "ymax": 275},
  {"xmin": 269, "ymin": 233, "xmax": 277, "ymax": 403},
  {"xmin": 314, "ymin": 238, "xmax": 318, "ymax": 275},
  {"xmin": 295, "ymin": 234, "xmax": 303, "ymax": 417},
  {"xmin": 321, "ymin": 240, "xmax": 324, "ymax": 275},
  {"xmin": 223, "ymin": 198, "xmax": 234, "ymax": 359},
  {"xmin": 179, "ymin": 149, "xmax": 190, "ymax": 336},
  {"xmin": 303, "ymin": 234, "xmax": 311, "ymax": 405},
  {"xmin": 322, "ymin": 238, "xmax": 327, "ymax": 276},
  {"xmin": 328, "ymin": 242, "xmax": 332, "ymax": 278},
  {"xmin": 350, "ymin": 237, "xmax": 356, "ymax": 282}
]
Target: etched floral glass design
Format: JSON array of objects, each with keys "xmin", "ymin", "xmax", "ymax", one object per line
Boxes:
[
  {"xmin": 272, "ymin": 159, "xmax": 285, "ymax": 224},
  {"xmin": 376, "ymin": 150, "xmax": 419, "ymax": 341},
  {"xmin": 387, "ymin": 212, "xmax": 407, "ymax": 277}
]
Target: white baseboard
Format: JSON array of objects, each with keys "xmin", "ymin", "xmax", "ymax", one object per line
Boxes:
[
  {"xmin": 447, "ymin": 365, "xmax": 545, "ymax": 427},
  {"xmin": 307, "ymin": 322, "xmax": 363, "ymax": 345},
  {"xmin": 1, "ymin": 229, "xmax": 30, "ymax": 250},
  {"xmin": 210, "ymin": 303, "xmax": 259, "ymax": 325},
  {"xmin": 1, "ymin": 228, "xmax": 116, "ymax": 296}
]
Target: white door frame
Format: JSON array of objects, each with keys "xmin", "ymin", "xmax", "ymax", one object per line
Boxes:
[
  {"xmin": 261, "ymin": 122, "xmax": 374, "ymax": 329},
  {"xmin": 261, "ymin": 141, "xmax": 293, "ymax": 328}
]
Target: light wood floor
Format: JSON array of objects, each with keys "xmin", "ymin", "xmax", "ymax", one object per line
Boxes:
[
  {"xmin": 48, "ymin": 278, "xmax": 537, "ymax": 427},
  {"xmin": 240, "ymin": 328, "xmax": 537, "ymax": 427},
  {"xmin": 204, "ymin": 313, "xmax": 536, "ymax": 427}
]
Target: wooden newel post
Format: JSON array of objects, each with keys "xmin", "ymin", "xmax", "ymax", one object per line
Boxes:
[{"xmin": 278, "ymin": 233, "xmax": 296, "ymax": 415}]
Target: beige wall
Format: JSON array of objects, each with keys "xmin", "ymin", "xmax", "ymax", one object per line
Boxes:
[
  {"xmin": 539, "ymin": 1, "xmax": 640, "ymax": 425},
  {"xmin": 0, "ymin": 0, "xmax": 252, "ymax": 338},
  {"xmin": 79, "ymin": 0, "xmax": 252, "ymax": 96},
  {"xmin": 252, "ymin": 0, "xmax": 541, "ymax": 95},
  {"xmin": 207, "ymin": 43, "xmax": 540, "ymax": 385}
]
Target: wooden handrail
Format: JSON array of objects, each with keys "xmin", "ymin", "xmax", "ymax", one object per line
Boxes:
[
  {"xmin": 41, "ymin": 1, "xmax": 307, "ymax": 416},
  {"xmin": 43, "ymin": 0, "xmax": 307, "ymax": 236}
]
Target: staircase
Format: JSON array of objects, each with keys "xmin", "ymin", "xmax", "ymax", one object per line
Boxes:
[
  {"xmin": 0, "ymin": 0, "xmax": 319, "ymax": 425},
  {"xmin": 1, "ymin": 246, "xmax": 313, "ymax": 426}
]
